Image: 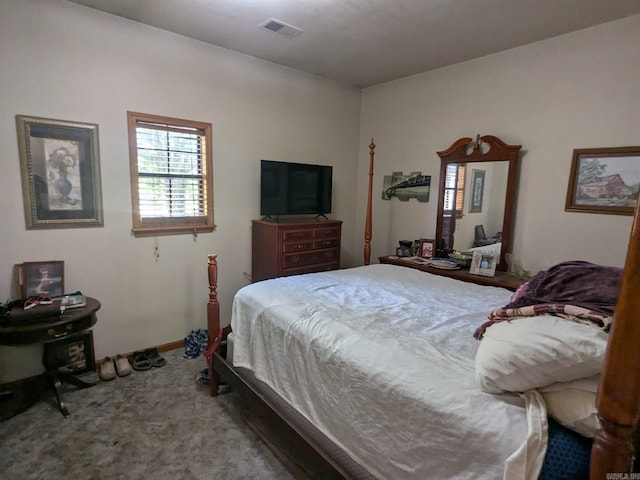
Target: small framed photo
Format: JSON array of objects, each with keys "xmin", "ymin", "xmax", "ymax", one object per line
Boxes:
[
  {"xmin": 17, "ymin": 261, "xmax": 64, "ymax": 298},
  {"xmin": 44, "ymin": 330, "xmax": 96, "ymax": 375},
  {"xmin": 43, "ymin": 331, "xmax": 96, "ymax": 375},
  {"xmin": 469, "ymin": 169, "xmax": 485, "ymax": 213},
  {"xmin": 470, "ymin": 250, "xmax": 498, "ymax": 277},
  {"xmin": 419, "ymin": 238, "xmax": 436, "ymax": 259},
  {"xmin": 16, "ymin": 115, "xmax": 103, "ymax": 229},
  {"xmin": 565, "ymin": 146, "xmax": 640, "ymax": 215}
]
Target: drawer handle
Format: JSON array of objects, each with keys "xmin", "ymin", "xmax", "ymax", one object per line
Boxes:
[
  {"xmin": 322, "ymin": 241, "xmax": 332, "ymax": 246},
  {"xmin": 48, "ymin": 324, "xmax": 72, "ymax": 338},
  {"xmin": 324, "ymin": 252, "xmax": 334, "ymax": 258},
  {"xmin": 296, "ymin": 244, "xmax": 303, "ymax": 250},
  {"xmin": 290, "ymin": 255, "xmax": 300, "ymax": 263}
]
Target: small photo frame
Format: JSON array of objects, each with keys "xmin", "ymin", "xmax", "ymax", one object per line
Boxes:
[
  {"xmin": 44, "ymin": 331, "xmax": 95, "ymax": 375},
  {"xmin": 419, "ymin": 238, "xmax": 436, "ymax": 259},
  {"xmin": 469, "ymin": 169, "xmax": 485, "ymax": 213},
  {"xmin": 470, "ymin": 250, "xmax": 498, "ymax": 277},
  {"xmin": 17, "ymin": 261, "xmax": 65, "ymax": 298}
]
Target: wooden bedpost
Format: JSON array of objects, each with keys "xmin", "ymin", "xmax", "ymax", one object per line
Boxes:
[
  {"xmin": 591, "ymin": 202, "xmax": 640, "ymax": 477},
  {"xmin": 364, "ymin": 138, "xmax": 375, "ymax": 265},
  {"xmin": 207, "ymin": 254, "xmax": 220, "ymax": 397}
]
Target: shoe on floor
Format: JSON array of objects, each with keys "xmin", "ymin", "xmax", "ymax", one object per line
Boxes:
[
  {"xmin": 131, "ymin": 351, "xmax": 152, "ymax": 371},
  {"xmin": 114, "ymin": 355, "xmax": 132, "ymax": 377},
  {"xmin": 99, "ymin": 357, "xmax": 117, "ymax": 381},
  {"xmin": 144, "ymin": 348, "xmax": 167, "ymax": 368}
]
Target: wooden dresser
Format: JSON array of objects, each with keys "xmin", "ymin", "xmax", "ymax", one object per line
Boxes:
[
  {"xmin": 251, "ymin": 219, "xmax": 342, "ymax": 282},
  {"xmin": 379, "ymin": 255, "xmax": 525, "ymax": 291}
]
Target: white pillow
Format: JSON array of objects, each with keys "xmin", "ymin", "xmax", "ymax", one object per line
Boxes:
[
  {"xmin": 475, "ymin": 315, "xmax": 608, "ymax": 394},
  {"xmin": 542, "ymin": 377, "xmax": 601, "ymax": 438}
]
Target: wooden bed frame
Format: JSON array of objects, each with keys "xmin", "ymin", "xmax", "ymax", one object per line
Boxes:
[{"xmin": 206, "ymin": 139, "xmax": 640, "ymax": 479}]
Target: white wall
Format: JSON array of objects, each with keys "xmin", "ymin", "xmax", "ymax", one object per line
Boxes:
[
  {"xmin": 0, "ymin": 0, "xmax": 361, "ymax": 381},
  {"xmin": 357, "ymin": 14, "xmax": 640, "ymax": 274}
]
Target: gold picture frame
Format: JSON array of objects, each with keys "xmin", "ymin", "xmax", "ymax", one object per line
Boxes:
[
  {"xmin": 565, "ymin": 146, "xmax": 640, "ymax": 216},
  {"xmin": 16, "ymin": 115, "xmax": 103, "ymax": 229}
]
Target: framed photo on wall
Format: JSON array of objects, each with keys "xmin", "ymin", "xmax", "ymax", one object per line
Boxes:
[
  {"xmin": 565, "ymin": 146, "xmax": 640, "ymax": 215},
  {"xmin": 469, "ymin": 250, "xmax": 498, "ymax": 277},
  {"xmin": 16, "ymin": 115, "xmax": 103, "ymax": 229},
  {"xmin": 419, "ymin": 238, "xmax": 436, "ymax": 259},
  {"xmin": 469, "ymin": 169, "xmax": 485, "ymax": 213},
  {"xmin": 17, "ymin": 261, "xmax": 65, "ymax": 298}
]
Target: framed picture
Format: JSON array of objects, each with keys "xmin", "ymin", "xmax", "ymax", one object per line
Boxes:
[
  {"xmin": 16, "ymin": 115, "xmax": 103, "ymax": 229},
  {"xmin": 17, "ymin": 261, "xmax": 65, "ymax": 298},
  {"xmin": 419, "ymin": 238, "xmax": 436, "ymax": 259},
  {"xmin": 469, "ymin": 250, "xmax": 498, "ymax": 277},
  {"xmin": 43, "ymin": 331, "xmax": 96, "ymax": 375},
  {"xmin": 469, "ymin": 169, "xmax": 485, "ymax": 213},
  {"xmin": 565, "ymin": 146, "xmax": 640, "ymax": 215}
]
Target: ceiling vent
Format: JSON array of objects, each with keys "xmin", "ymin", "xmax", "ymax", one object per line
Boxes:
[{"xmin": 260, "ymin": 18, "xmax": 303, "ymax": 39}]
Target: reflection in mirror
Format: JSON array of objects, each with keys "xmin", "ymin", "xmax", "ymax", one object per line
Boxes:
[
  {"xmin": 452, "ymin": 161, "xmax": 508, "ymax": 253},
  {"xmin": 436, "ymin": 135, "xmax": 521, "ymax": 271}
]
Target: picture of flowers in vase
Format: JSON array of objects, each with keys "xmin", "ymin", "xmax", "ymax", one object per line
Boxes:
[{"xmin": 44, "ymin": 139, "xmax": 83, "ymax": 209}]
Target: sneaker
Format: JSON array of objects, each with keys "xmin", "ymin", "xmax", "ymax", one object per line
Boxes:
[
  {"xmin": 114, "ymin": 355, "xmax": 132, "ymax": 377},
  {"xmin": 99, "ymin": 357, "xmax": 117, "ymax": 381}
]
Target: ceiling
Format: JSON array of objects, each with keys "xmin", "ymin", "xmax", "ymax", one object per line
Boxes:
[{"xmin": 68, "ymin": 0, "xmax": 640, "ymax": 89}]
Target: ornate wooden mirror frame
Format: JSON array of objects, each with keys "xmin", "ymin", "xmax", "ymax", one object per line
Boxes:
[{"xmin": 435, "ymin": 135, "xmax": 521, "ymax": 272}]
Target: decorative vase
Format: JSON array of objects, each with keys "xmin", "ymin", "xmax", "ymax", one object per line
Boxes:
[{"xmin": 55, "ymin": 172, "xmax": 73, "ymax": 203}]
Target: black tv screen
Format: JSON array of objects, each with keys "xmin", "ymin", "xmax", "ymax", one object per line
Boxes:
[{"xmin": 260, "ymin": 160, "xmax": 332, "ymax": 216}]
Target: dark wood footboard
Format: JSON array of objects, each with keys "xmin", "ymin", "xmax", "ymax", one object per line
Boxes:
[{"xmin": 213, "ymin": 351, "xmax": 349, "ymax": 479}]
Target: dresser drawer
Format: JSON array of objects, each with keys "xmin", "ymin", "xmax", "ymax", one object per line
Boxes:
[
  {"xmin": 314, "ymin": 238, "xmax": 338, "ymax": 249},
  {"xmin": 282, "ymin": 229, "xmax": 313, "ymax": 242},
  {"xmin": 283, "ymin": 240, "xmax": 314, "ymax": 253},
  {"xmin": 283, "ymin": 249, "xmax": 338, "ymax": 269},
  {"xmin": 314, "ymin": 226, "xmax": 339, "ymax": 239}
]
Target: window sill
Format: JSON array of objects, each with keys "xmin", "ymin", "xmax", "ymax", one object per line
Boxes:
[{"xmin": 131, "ymin": 225, "xmax": 216, "ymax": 238}]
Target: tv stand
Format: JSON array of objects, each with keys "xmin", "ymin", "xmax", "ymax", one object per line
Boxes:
[
  {"xmin": 315, "ymin": 214, "xmax": 329, "ymax": 221},
  {"xmin": 251, "ymin": 219, "xmax": 342, "ymax": 282}
]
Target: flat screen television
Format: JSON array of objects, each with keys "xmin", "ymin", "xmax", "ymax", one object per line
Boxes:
[{"xmin": 260, "ymin": 160, "xmax": 333, "ymax": 217}]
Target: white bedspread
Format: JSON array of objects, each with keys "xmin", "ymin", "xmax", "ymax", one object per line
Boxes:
[{"xmin": 231, "ymin": 264, "xmax": 533, "ymax": 479}]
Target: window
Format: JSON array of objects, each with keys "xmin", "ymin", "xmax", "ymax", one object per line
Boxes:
[
  {"xmin": 443, "ymin": 163, "xmax": 466, "ymax": 218},
  {"xmin": 127, "ymin": 112, "xmax": 214, "ymax": 237}
]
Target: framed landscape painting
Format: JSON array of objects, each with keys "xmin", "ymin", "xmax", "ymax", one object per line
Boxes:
[{"xmin": 565, "ymin": 147, "xmax": 640, "ymax": 215}]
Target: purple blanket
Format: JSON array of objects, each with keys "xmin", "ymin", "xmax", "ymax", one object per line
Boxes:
[{"xmin": 474, "ymin": 261, "xmax": 622, "ymax": 339}]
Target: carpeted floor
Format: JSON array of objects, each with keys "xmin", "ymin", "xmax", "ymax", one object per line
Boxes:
[{"xmin": 0, "ymin": 348, "xmax": 294, "ymax": 480}]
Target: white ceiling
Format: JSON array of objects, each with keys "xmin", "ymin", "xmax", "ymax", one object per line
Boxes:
[{"xmin": 68, "ymin": 0, "xmax": 640, "ymax": 88}]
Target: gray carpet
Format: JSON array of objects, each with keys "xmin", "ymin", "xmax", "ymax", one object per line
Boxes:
[{"xmin": 0, "ymin": 349, "xmax": 295, "ymax": 480}]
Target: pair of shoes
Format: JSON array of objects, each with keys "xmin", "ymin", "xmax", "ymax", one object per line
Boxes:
[
  {"xmin": 131, "ymin": 351, "xmax": 152, "ymax": 371},
  {"xmin": 144, "ymin": 348, "xmax": 167, "ymax": 368},
  {"xmin": 99, "ymin": 357, "xmax": 117, "ymax": 381},
  {"xmin": 130, "ymin": 348, "xmax": 167, "ymax": 370},
  {"xmin": 114, "ymin": 355, "xmax": 132, "ymax": 377}
]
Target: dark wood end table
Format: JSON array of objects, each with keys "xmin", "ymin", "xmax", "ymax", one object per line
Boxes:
[{"xmin": 0, "ymin": 297, "xmax": 101, "ymax": 418}]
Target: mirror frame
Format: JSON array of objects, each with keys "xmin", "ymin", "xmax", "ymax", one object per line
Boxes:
[{"xmin": 435, "ymin": 135, "xmax": 521, "ymax": 271}]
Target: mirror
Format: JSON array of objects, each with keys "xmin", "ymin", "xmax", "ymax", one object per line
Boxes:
[{"xmin": 435, "ymin": 135, "xmax": 521, "ymax": 271}]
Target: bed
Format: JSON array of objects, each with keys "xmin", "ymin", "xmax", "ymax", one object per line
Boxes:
[{"xmin": 205, "ymin": 141, "xmax": 640, "ymax": 479}]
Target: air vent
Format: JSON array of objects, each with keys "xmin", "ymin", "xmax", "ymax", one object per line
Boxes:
[{"xmin": 260, "ymin": 18, "xmax": 303, "ymax": 39}]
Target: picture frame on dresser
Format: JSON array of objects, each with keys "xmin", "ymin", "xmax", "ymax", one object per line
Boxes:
[
  {"xmin": 15, "ymin": 261, "xmax": 65, "ymax": 298},
  {"xmin": 419, "ymin": 238, "xmax": 436, "ymax": 259},
  {"xmin": 469, "ymin": 251, "xmax": 498, "ymax": 277}
]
